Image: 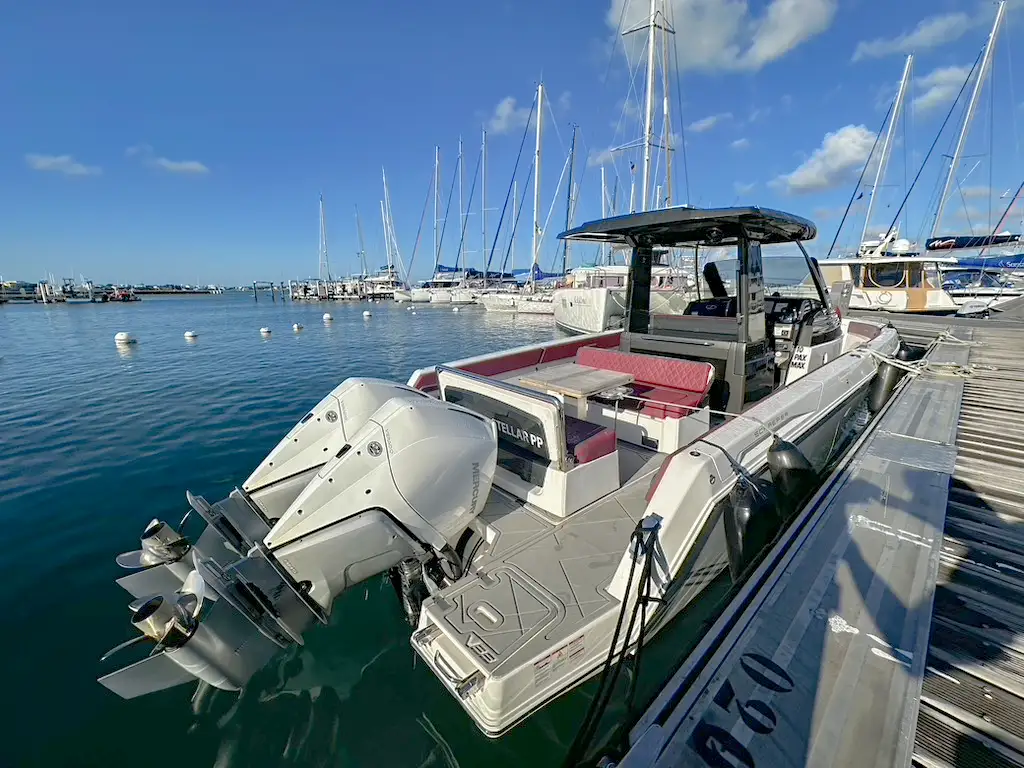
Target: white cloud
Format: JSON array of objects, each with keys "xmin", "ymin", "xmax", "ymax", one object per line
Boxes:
[
  {"xmin": 126, "ymin": 144, "xmax": 209, "ymax": 174},
  {"xmin": 487, "ymin": 96, "xmax": 532, "ymax": 135},
  {"xmin": 731, "ymin": 137, "xmax": 751, "ymax": 150},
  {"xmin": 743, "ymin": 0, "xmax": 837, "ymax": 70},
  {"xmin": 152, "ymin": 157, "xmax": 209, "ymax": 174},
  {"xmin": 25, "ymin": 153, "xmax": 101, "ymax": 176},
  {"xmin": 558, "ymin": 90, "xmax": 572, "ymax": 111},
  {"xmin": 588, "ymin": 146, "xmax": 617, "ymax": 167},
  {"xmin": 962, "ymin": 185, "xmax": 990, "ymax": 200},
  {"xmin": 607, "ymin": 0, "xmax": 836, "ymax": 73},
  {"xmin": 747, "ymin": 106, "xmax": 770, "ymax": 123},
  {"xmin": 913, "ymin": 65, "xmax": 972, "ymax": 112},
  {"xmin": 852, "ymin": 12, "xmax": 973, "ymax": 61},
  {"xmin": 688, "ymin": 112, "xmax": 732, "ymax": 133},
  {"xmin": 774, "ymin": 124, "xmax": 877, "ymax": 194},
  {"xmin": 734, "ymin": 181, "xmax": 756, "ymax": 194}
]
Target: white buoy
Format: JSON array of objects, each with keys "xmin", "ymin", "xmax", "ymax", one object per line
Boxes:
[
  {"xmin": 260, "ymin": 327, "xmax": 271, "ymax": 335},
  {"xmin": 411, "ymin": 311, "xmax": 417, "ymax": 315},
  {"xmin": 322, "ymin": 313, "xmax": 333, "ymax": 321},
  {"xmin": 406, "ymin": 306, "xmax": 413, "ymax": 311},
  {"xmin": 293, "ymin": 323, "xmax": 304, "ymax": 331},
  {"xmin": 114, "ymin": 331, "xmax": 136, "ymax": 345},
  {"xmin": 183, "ymin": 330, "xmax": 198, "ymax": 339},
  {"xmin": 452, "ymin": 307, "xmax": 460, "ymax": 313},
  {"xmin": 363, "ymin": 310, "xmax": 372, "ymax": 318}
]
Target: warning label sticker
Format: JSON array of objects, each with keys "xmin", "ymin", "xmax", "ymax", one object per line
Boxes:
[{"xmin": 534, "ymin": 635, "xmax": 585, "ymax": 686}]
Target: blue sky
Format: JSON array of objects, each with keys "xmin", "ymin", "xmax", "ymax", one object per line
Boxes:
[{"xmin": 1, "ymin": 0, "xmax": 1020, "ymax": 284}]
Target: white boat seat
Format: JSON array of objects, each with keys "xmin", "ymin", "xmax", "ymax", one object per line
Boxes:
[{"xmin": 435, "ymin": 366, "xmax": 620, "ymax": 517}]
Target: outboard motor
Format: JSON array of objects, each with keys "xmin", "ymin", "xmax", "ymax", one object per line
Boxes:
[
  {"xmin": 99, "ymin": 388, "xmax": 498, "ymax": 699},
  {"xmin": 956, "ymin": 299, "xmax": 990, "ymax": 318},
  {"xmin": 243, "ymin": 378, "xmax": 431, "ymax": 520},
  {"xmin": 264, "ymin": 395, "xmax": 498, "ymax": 615}
]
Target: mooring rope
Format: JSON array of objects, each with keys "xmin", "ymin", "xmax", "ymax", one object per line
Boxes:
[{"xmin": 862, "ymin": 346, "xmax": 995, "ymax": 379}]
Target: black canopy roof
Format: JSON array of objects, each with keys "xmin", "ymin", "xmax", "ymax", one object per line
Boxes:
[{"xmin": 558, "ymin": 206, "xmax": 816, "ymax": 247}]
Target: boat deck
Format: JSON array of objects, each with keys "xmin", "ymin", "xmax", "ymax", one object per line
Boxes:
[{"xmin": 617, "ymin": 319, "xmax": 1024, "ymax": 768}]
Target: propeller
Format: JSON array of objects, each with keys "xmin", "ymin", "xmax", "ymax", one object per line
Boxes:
[
  {"xmin": 115, "ymin": 519, "xmax": 190, "ymax": 570},
  {"xmin": 100, "ymin": 570, "xmax": 208, "ymax": 662}
]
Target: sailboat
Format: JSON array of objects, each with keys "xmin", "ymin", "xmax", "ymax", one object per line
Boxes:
[
  {"xmin": 820, "ymin": 9, "xmax": 1023, "ymax": 316},
  {"xmin": 817, "ymin": 55, "xmax": 966, "ymax": 315},
  {"xmin": 552, "ymin": 0, "xmax": 694, "ymax": 334},
  {"xmin": 480, "ymin": 82, "xmax": 558, "ymax": 315},
  {"xmin": 97, "ymin": 201, "xmax": 909, "ymax": 738}
]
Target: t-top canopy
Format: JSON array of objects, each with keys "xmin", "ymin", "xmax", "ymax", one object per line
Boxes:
[{"xmin": 558, "ymin": 206, "xmax": 817, "ymax": 247}]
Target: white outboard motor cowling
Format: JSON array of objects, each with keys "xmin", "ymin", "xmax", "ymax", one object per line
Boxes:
[
  {"xmin": 264, "ymin": 395, "xmax": 498, "ymax": 614},
  {"xmin": 243, "ymin": 378, "xmax": 431, "ymax": 518}
]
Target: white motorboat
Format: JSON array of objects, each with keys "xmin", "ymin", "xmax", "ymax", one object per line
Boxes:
[
  {"xmin": 553, "ymin": 263, "xmax": 696, "ymax": 333},
  {"xmin": 98, "ymin": 206, "xmax": 906, "ymax": 738},
  {"xmin": 479, "ymin": 290, "xmax": 555, "ymax": 315}
]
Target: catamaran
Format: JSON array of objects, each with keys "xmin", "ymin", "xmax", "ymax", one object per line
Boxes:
[{"xmin": 97, "ymin": 205, "xmax": 910, "ymax": 738}]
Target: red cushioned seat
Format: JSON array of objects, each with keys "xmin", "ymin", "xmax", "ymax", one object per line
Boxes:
[
  {"xmin": 573, "ymin": 427, "xmax": 616, "ymax": 464},
  {"xmin": 564, "ymin": 415, "xmax": 616, "ymax": 464},
  {"xmin": 632, "ymin": 386, "xmax": 706, "ymax": 419},
  {"xmin": 575, "ymin": 346, "xmax": 714, "ymax": 418}
]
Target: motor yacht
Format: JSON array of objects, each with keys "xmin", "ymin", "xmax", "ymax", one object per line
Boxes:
[{"xmin": 98, "ymin": 206, "xmax": 904, "ymax": 738}]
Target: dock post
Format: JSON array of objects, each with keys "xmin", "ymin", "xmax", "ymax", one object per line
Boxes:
[{"xmin": 253, "ymin": 281, "xmax": 257, "ymax": 302}]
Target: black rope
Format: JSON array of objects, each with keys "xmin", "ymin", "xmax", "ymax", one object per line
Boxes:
[
  {"xmin": 563, "ymin": 521, "xmax": 660, "ymax": 767},
  {"xmin": 486, "ymin": 93, "xmax": 538, "ymax": 275},
  {"xmin": 825, "ymin": 98, "xmax": 893, "ymax": 258}
]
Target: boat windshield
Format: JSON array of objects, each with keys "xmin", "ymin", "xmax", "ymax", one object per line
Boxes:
[{"xmin": 646, "ymin": 248, "xmax": 821, "ymax": 317}]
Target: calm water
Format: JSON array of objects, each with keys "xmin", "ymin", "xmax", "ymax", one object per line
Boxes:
[{"xmin": 0, "ymin": 294, "xmax": 726, "ymax": 767}]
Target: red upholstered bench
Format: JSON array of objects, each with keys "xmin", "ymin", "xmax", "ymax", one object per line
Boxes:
[
  {"xmin": 575, "ymin": 347, "xmax": 715, "ymax": 419},
  {"xmin": 564, "ymin": 415, "xmax": 617, "ymax": 464}
]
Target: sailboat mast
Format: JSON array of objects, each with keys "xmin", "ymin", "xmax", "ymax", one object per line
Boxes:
[
  {"xmin": 862, "ymin": 54, "xmax": 913, "ymax": 245},
  {"xmin": 382, "ymin": 167, "xmax": 401, "ymax": 281},
  {"xmin": 562, "ymin": 125, "xmax": 577, "ymax": 274},
  {"xmin": 458, "ymin": 136, "xmax": 464, "ymax": 271},
  {"xmin": 380, "ymin": 200, "xmax": 391, "ymax": 274},
  {"xmin": 481, "ymin": 127, "xmax": 487, "ymax": 288},
  {"xmin": 601, "ymin": 167, "xmax": 608, "ymax": 264},
  {"xmin": 433, "ymin": 146, "xmax": 440, "ymax": 272},
  {"xmin": 661, "ymin": 12, "xmax": 673, "ymax": 208},
  {"xmin": 319, "ymin": 193, "xmax": 331, "ymax": 282},
  {"xmin": 354, "ymin": 205, "xmax": 368, "ymax": 277},
  {"xmin": 640, "ymin": 0, "xmax": 658, "ymax": 213},
  {"xmin": 532, "ymin": 82, "xmax": 544, "ymax": 284},
  {"xmin": 933, "ymin": 0, "xmax": 1006, "ymax": 237},
  {"xmin": 512, "ymin": 179, "xmax": 517, "ymax": 276}
]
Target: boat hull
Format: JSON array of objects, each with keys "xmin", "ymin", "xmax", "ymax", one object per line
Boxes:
[{"xmin": 411, "ymin": 324, "xmax": 897, "ymax": 737}]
